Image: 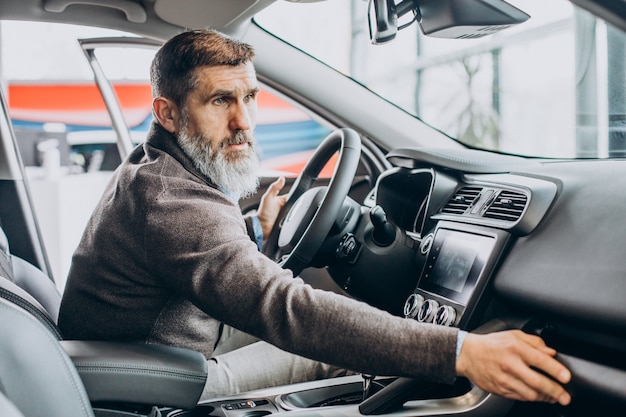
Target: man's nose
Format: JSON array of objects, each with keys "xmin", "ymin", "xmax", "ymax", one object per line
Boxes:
[{"xmin": 230, "ymin": 102, "xmax": 253, "ymax": 131}]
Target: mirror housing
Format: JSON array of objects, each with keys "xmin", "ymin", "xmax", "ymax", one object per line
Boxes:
[
  {"xmin": 417, "ymin": 0, "xmax": 530, "ymax": 38},
  {"xmin": 368, "ymin": 0, "xmax": 530, "ymax": 44},
  {"xmin": 368, "ymin": 0, "xmax": 397, "ymax": 44}
]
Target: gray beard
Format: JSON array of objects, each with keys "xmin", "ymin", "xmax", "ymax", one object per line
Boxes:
[{"xmin": 177, "ymin": 129, "xmax": 260, "ymax": 201}]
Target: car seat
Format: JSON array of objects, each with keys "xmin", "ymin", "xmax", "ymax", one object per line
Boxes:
[
  {"xmin": 11, "ymin": 254, "xmax": 61, "ymax": 320},
  {"xmin": 0, "ymin": 278, "xmax": 208, "ymax": 414},
  {"xmin": 0, "ymin": 391, "xmax": 27, "ymax": 417},
  {"xmin": 0, "ymin": 225, "xmax": 61, "ymax": 321},
  {"xmin": 0, "ymin": 277, "xmax": 62, "ymax": 339},
  {"xmin": 0, "ymin": 297, "xmax": 95, "ymax": 417},
  {"xmin": 0, "ymin": 228, "xmax": 208, "ymax": 415}
]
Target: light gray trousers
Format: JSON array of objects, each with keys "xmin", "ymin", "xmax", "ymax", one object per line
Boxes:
[{"xmin": 201, "ymin": 325, "xmax": 354, "ymax": 400}]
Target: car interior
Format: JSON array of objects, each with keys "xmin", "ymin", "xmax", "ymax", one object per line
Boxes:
[{"xmin": 0, "ymin": 1, "xmax": 624, "ymax": 417}]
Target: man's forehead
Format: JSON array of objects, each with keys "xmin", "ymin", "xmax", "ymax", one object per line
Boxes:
[{"xmin": 194, "ymin": 63, "xmax": 258, "ymax": 92}]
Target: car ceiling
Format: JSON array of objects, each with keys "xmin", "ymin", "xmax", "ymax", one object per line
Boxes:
[
  {"xmin": 0, "ymin": 0, "xmax": 319, "ymax": 41},
  {"xmin": 153, "ymin": 0, "xmax": 274, "ymax": 31},
  {"xmin": 0, "ymin": 1, "xmax": 623, "ymax": 41}
]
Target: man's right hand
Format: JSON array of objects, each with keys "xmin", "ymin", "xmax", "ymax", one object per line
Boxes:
[
  {"xmin": 257, "ymin": 176, "xmax": 288, "ymax": 239},
  {"xmin": 455, "ymin": 330, "xmax": 572, "ymax": 406}
]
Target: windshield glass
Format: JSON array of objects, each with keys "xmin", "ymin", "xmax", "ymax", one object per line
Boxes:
[{"xmin": 256, "ymin": 0, "xmax": 626, "ymax": 159}]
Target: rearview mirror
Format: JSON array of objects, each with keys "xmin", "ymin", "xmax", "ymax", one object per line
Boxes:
[
  {"xmin": 417, "ymin": 0, "xmax": 530, "ymax": 38},
  {"xmin": 367, "ymin": 0, "xmax": 530, "ymax": 44}
]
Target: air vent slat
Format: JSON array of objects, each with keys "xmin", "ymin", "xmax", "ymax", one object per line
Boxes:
[
  {"xmin": 441, "ymin": 187, "xmax": 482, "ymax": 215},
  {"xmin": 483, "ymin": 190, "xmax": 527, "ymax": 221}
]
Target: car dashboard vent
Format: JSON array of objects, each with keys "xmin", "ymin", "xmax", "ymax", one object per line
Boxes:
[
  {"xmin": 483, "ymin": 190, "xmax": 527, "ymax": 221},
  {"xmin": 439, "ymin": 186, "xmax": 529, "ymax": 227},
  {"xmin": 432, "ymin": 174, "xmax": 554, "ymax": 235},
  {"xmin": 441, "ymin": 186, "xmax": 482, "ymax": 214}
]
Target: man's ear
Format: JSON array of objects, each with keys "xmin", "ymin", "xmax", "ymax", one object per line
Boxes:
[{"xmin": 152, "ymin": 97, "xmax": 180, "ymax": 133}]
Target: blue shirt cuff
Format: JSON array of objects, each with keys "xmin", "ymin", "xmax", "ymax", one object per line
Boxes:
[
  {"xmin": 456, "ymin": 330, "xmax": 468, "ymax": 360},
  {"xmin": 250, "ymin": 214, "xmax": 264, "ymax": 251}
]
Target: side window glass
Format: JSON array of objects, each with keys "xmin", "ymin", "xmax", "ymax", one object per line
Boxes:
[
  {"xmin": 80, "ymin": 44, "xmax": 156, "ymax": 170},
  {"xmin": 2, "ymin": 21, "xmax": 137, "ymax": 288},
  {"xmin": 256, "ymin": 90, "xmax": 332, "ymax": 177}
]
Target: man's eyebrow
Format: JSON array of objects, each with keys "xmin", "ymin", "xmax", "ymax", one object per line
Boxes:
[
  {"xmin": 208, "ymin": 87, "xmax": 258, "ymax": 99},
  {"xmin": 210, "ymin": 89, "xmax": 235, "ymax": 98}
]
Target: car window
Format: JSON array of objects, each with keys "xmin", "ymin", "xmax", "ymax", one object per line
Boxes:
[
  {"xmin": 0, "ymin": 20, "xmax": 331, "ymax": 286},
  {"xmin": 3, "ymin": 21, "xmax": 330, "ymax": 175},
  {"xmin": 256, "ymin": 0, "xmax": 626, "ymax": 159}
]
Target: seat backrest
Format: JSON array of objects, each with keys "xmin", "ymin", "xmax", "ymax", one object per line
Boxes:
[
  {"xmin": 0, "ymin": 297, "xmax": 94, "ymax": 417},
  {"xmin": 0, "ymin": 225, "xmax": 61, "ymax": 322},
  {"xmin": 0, "ymin": 278, "xmax": 62, "ymax": 339},
  {"xmin": 11, "ymin": 254, "xmax": 62, "ymax": 321},
  {"xmin": 0, "ymin": 391, "xmax": 26, "ymax": 417}
]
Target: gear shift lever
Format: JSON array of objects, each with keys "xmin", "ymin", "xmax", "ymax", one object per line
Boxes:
[{"xmin": 369, "ymin": 205, "xmax": 395, "ymax": 246}]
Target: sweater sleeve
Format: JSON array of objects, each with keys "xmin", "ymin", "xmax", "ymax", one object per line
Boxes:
[{"xmin": 145, "ymin": 183, "xmax": 459, "ymax": 385}]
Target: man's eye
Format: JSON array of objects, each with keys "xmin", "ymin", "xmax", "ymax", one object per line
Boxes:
[
  {"xmin": 245, "ymin": 91, "xmax": 258, "ymax": 102},
  {"xmin": 213, "ymin": 97, "xmax": 225, "ymax": 105}
]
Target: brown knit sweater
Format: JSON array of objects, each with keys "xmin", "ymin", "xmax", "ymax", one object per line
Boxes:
[{"xmin": 58, "ymin": 122, "xmax": 459, "ymax": 383}]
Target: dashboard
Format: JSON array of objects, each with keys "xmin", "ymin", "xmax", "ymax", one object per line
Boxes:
[{"xmin": 326, "ymin": 146, "xmax": 626, "ymax": 414}]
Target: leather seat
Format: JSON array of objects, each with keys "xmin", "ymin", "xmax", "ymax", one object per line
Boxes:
[
  {"xmin": 11, "ymin": 254, "xmax": 61, "ymax": 321},
  {"xmin": 0, "ymin": 226, "xmax": 61, "ymax": 321},
  {"xmin": 0, "ymin": 228, "xmax": 209, "ymax": 413},
  {"xmin": 0, "ymin": 390, "xmax": 27, "ymax": 417},
  {"xmin": 0, "ymin": 276, "xmax": 208, "ymax": 414},
  {"xmin": 0, "ymin": 297, "xmax": 95, "ymax": 417},
  {"xmin": 0, "ymin": 278, "xmax": 62, "ymax": 339}
]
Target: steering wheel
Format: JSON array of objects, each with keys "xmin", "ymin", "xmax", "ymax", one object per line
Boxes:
[{"xmin": 263, "ymin": 128, "xmax": 361, "ymax": 276}]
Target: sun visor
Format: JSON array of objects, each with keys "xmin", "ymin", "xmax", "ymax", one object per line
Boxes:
[{"xmin": 154, "ymin": 0, "xmax": 268, "ymax": 30}]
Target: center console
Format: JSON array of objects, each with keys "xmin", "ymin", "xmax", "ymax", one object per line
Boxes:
[
  {"xmin": 404, "ymin": 221, "xmax": 511, "ymax": 329},
  {"xmin": 162, "ymin": 376, "xmax": 382, "ymax": 417}
]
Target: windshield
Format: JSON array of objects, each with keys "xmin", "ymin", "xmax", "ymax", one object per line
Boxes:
[{"xmin": 256, "ymin": 0, "xmax": 626, "ymax": 159}]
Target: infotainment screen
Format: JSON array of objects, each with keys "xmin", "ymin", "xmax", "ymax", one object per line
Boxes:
[
  {"xmin": 430, "ymin": 237, "xmax": 478, "ymax": 292},
  {"xmin": 419, "ymin": 228, "xmax": 496, "ymax": 305}
]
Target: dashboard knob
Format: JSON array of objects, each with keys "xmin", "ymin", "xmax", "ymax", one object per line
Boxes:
[
  {"xmin": 403, "ymin": 293, "xmax": 424, "ymax": 319},
  {"xmin": 435, "ymin": 305, "xmax": 457, "ymax": 326},
  {"xmin": 417, "ymin": 299, "xmax": 439, "ymax": 323}
]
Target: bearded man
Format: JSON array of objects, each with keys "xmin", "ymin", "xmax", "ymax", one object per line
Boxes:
[{"xmin": 59, "ymin": 29, "xmax": 571, "ymax": 406}]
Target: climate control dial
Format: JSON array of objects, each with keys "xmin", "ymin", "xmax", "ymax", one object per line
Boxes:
[
  {"xmin": 417, "ymin": 299, "xmax": 439, "ymax": 323},
  {"xmin": 403, "ymin": 293, "xmax": 424, "ymax": 319},
  {"xmin": 435, "ymin": 305, "xmax": 457, "ymax": 326}
]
